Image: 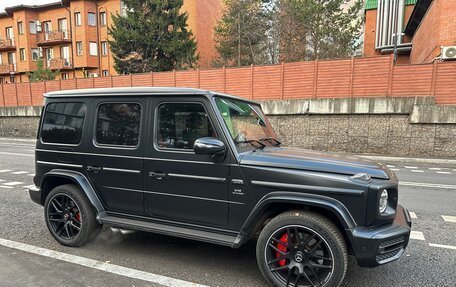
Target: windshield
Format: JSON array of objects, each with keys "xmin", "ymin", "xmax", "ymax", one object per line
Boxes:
[{"xmin": 215, "ymin": 97, "xmax": 278, "ymax": 151}]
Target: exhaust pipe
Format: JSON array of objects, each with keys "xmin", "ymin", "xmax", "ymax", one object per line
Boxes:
[{"xmin": 110, "ymin": 226, "xmax": 135, "ymax": 235}]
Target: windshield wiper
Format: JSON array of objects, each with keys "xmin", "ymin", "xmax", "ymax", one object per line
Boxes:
[
  {"xmin": 259, "ymin": 137, "xmax": 281, "ymax": 146},
  {"xmin": 235, "ymin": 139, "xmax": 266, "ymax": 149}
]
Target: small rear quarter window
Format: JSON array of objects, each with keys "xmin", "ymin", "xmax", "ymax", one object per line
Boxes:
[{"xmin": 41, "ymin": 102, "xmax": 86, "ymax": 145}]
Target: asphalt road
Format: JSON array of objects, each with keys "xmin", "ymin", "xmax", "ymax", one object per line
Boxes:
[{"xmin": 0, "ymin": 138, "xmax": 455, "ymax": 287}]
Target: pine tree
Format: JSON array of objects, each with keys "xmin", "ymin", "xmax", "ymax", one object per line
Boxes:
[
  {"xmin": 27, "ymin": 58, "xmax": 59, "ymax": 82},
  {"xmin": 108, "ymin": 0, "xmax": 198, "ymax": 74}
]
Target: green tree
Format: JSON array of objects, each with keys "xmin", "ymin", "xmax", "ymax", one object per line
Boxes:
[
  {"xmin": 27, "ymin": 58, "xmax": 59, "ymax": 82},
  {"xmin": 214, "ymin": 0, "xmax": 271, "ymax": 67},
  {"xmin": 275, "ymin": 0, "xmax": 364, "ymax": 61},
  {"xmin": 108, "ymin": 0, "xmax": 198, "ymax": 74}
]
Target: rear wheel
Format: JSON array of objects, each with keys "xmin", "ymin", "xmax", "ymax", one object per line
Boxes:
[
  {"xmin": 256, "ymin": 211, "xmax": 347, "ymax": 287},
  {"xmin": 44, "ymin": 184, "xmax": 100, "ymax": 247}
]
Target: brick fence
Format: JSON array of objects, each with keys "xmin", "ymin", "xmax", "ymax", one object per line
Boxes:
[{"xmin": 1, "ymin": 55, "xmax": 455, "ymax": 107}]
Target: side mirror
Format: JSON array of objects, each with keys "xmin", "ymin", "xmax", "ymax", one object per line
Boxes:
[{"xmin": 193, "ymin": 137, "xmax": 226, "ymax": 156}]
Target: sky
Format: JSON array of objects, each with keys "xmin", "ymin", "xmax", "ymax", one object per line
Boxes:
[{"xmin": 0, "ymin": 0, "xmax": 57, "ymax": 13}]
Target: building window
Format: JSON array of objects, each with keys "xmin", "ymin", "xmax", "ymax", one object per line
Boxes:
[
  {"xmin": 18, "ymin": 22, "xmax": 24, "ymax": 35},
  {"xmin": 101, "ymin": 41, "xmax": 108, "ymax": 56},
  {"xmin": 31, "ymin": 48, "xmax": 40, "ymax": 61},
  {"xmin": 100, "ymin": 11, "xmax": 107, "ymax": 26},
  {"xmin": 76, "ymin": 41, "xmax": 83, "ymax": 56},
  {"xmin": 61, "ymin": 72, "xmax": 69, "ymax": 80},
  {"xmin": 41, "ymin": 102, "xmax": 87, "ymax": 145},
  {"xmin": 0, "ymin": 53, "xmax": 2, "ymax": 65},
  {"xmin": 29, "ymin": 21, "xmax": 37, "ymax": 34},
  {"xmin": 88, "ymin": 12, "xmax": 96, "ymax": 26},
  {"xmin": 75, "ymin": 12, "xmax": 81, "ymax": 26},
  {"xmin": 89, "ymin": 42, "xmax": 98, "ymax": 56},
  {"xmin": 96, "ymin": 103, "xmax": 141, "ymax": 147},
  {"xmin": 7, "ymin": 52, "xmax": 15, "ymax": 65},
  {"xmin": 5, "ymin": 27, "xmax": 13, "ymax": 39},
  {"xmin": 20, "ymin": 48, "xmax": 26, "ymax": 61},
  {"xmin": 102, "ymin": 70, "xmax": 109, "ymax": 77}
]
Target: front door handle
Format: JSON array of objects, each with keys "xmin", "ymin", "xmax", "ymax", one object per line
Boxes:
[
  {"xmin": 87, "ymin": 166, "xmax": 103, "ymax": 172},
  {"xmin": 148, "ymin": 172, "xmax": 168, "ymax": 179}
]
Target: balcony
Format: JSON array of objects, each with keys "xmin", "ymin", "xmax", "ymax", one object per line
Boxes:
[
  {"xmin": 0, "ymin": 38, "xmax": 16, "ymax": 52},
  {"xmin": 0, "ymin": 63, "xmax": 16, "ymax": 75},
  {"xmin": 48, "ymin": 58, "xmax": 72, "ymax": 70},
  {"xmin": 37, "ymin": 30, "xmax": 72, "ymax": 46}
]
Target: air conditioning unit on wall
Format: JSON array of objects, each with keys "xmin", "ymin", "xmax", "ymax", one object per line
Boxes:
[{"xmin": 441, "ymin": 46, "xmax": 456, "ymax": 60}]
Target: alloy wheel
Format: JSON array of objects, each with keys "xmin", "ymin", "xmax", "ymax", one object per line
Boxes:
[{"xmin": 47, "ymin": 193, "xmax": 82, "ymax": 240}]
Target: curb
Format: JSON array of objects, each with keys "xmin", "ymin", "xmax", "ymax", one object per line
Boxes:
[{"xmin": 359, "ymin": 155, "xmax": 456, "ymax": 165}]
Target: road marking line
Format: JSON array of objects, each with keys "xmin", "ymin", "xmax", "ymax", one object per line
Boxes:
[
  {"xmin": 23, "ymin": 185, "xmax": 36, "ymax": 189},
  {"xmin": 390, "ymin": 168, "xmax": 400, "ymax": 171},
  {"xmin": 0, "ymin": 179, "xmax": 4, "ymax": 182},
  {"xmin": 0, "ymin": 152, "xmax": 34, "ymax": 158},
  {"xmin": 386, "ymin": 165, "xmax": 395, "ymax": 168},
  {"xmin": 0, "ymin": 186, "xmax": 13, "ymax": 189},
  {"xmin": 429, "ymin": 168, "xmax": 442, "ymax": 170},
  {"xmin": 11, "ymin": 171, "xmax": 29, "ymax": 175},
  {"xmin": 429, "ymin": 243, "xmax": 456, "ymax": 250},
  {"xmin": 28, "ymin": 174, "xmax": 35, "ymax": 177},
  {"xmin": 2, "ymin": 182, "xmax": 24, "ymax": 186},
  {"xmin": 0, "ymin": 170, "xmax": 13, "ymax": 173},
  {"xmin": 405, "ymin": 166, "xmax": 418, "ymax": 169},
  {"xmin": 436, "ymin": 171, "xmax": 452, "ymax": 175},
  {"xmin": 399, "ymin": 181, "xmax": 456, "ymax": 190},
  {"xmin": 410, "ymin": 231, "xmax": 425, "ymax": 241},
  {"xmin": 411, "ymin": 170, "xmax": 424, "ymax": 173},
  {"xmin": 409, "ymin": 212, "xmax": 417, "ymax": 219},
  {"xmin": 442, "ymin": 215, "xmax": 456, "ymax": 223},
  {"xmin": 0, "ymin": 238, "xmax": 209, "ymax": 287}
]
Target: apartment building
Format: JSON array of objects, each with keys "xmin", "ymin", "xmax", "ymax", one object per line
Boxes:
[{"xmin": 0, "ymin": 0, "xmax": 222, "ymax": 84}]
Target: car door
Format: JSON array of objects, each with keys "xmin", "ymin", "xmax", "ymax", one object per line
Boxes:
[
  {"xmin": 84, "ymin": 98, "xmax": 146, "ymax": 215},
  {"xmin": 145, "ymin": 96, "xmax": 230, "ymax": 227}
]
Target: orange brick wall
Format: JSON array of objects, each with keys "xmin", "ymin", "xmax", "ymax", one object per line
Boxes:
[
  {"xmin": 1, "ymin": 56, "xmax": 455, "ymax": 107},
  {"xmin": 410, "ymin": 0, "xmax": 456, "ymax": 63}
]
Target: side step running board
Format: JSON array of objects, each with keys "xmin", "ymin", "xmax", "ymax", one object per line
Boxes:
[{"xmin": 99, "ymin": 214, "xmax": 240, "ymax": 247}]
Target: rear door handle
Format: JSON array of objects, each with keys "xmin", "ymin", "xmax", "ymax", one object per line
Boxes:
[
  {"xmin": 148, "ymin": 172, "xmax": 168, "ymax": 179},
  {"xmin": 87, "ymin": 166, "xmax": 103, "ymax": 172}
]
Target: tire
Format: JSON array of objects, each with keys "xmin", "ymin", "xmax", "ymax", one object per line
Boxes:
[
  {"xmin": 44, "ymin": 184, "xmax": 101, "ymax": 247},
  {"xmin": 256, "ymin": 211, "xmax": 348, "ymax": 287}
]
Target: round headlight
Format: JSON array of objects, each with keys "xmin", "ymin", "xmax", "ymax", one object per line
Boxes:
[{"xmin": 379, "ymin": 189, "xmax": 388, "ymax": 213}]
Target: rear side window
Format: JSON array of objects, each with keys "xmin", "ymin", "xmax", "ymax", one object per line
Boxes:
[
  {"xmin": 41, "ymin": 102, "xmax": 86, "ymax": 145},
  {"xmin": 96, "ymin": 103, "xmax": 141, "ymax": 147}
]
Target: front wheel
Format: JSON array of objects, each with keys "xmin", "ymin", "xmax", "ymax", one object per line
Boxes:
[
  {"xmin": 256, "ymin": 211, "xmax": 348, "ymax": 287},
  {"xmin": 44, "ymin": 184, "xmax": 101, "ymax": 247}
]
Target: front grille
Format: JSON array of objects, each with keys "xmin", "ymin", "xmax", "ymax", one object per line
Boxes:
[{"xmin": 376, "ymin": 236, "xmax": 406, "ymax": 263}]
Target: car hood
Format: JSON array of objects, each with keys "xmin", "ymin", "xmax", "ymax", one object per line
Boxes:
[{"xmin": 239, "ymin": 147, "xmax": 391, "ymax": 179}]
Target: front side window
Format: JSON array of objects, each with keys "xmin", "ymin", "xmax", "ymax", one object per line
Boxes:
[
  {"xmin": 215, "ymin": 97, "xmax": 278, "ymax": 151},
  {"xmin": 157, "ymin": 103, "xmax": 215, "ymax": 150},
  {"xmin": 41, "ymin": 102, "xmax": 86, "ymax": 145},
  {"xmin": 96, "ymin": 103, "xmax": 141, "ymax": 147}
]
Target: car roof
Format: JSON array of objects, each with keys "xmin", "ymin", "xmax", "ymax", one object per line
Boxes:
[
  {"xmin": 44, "ymin": 87, "xmax": 213, "ymax": 98},
  {"xmin": 44, "ymin": 86, "xmax": 259, "ymax": 105}
]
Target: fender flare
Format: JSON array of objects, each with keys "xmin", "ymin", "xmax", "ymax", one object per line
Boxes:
[
  {"xmin": 40, "ymin": 169, "xmax": 105, "ymax": 213},
  {"xmin": 236, "ymin": 191, "xmax": 356, "ymax": 247}
]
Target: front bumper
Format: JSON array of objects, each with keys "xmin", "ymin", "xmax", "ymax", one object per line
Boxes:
[
  {"xmin": 29, "ymin": 186, "xmax": 43, "ymax": 206},
  {"xmin": 348, "ymin": 204, "xmax": 412, "ymax": 267}
]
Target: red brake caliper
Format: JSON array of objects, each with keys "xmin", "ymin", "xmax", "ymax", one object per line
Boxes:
[
  {"xmin": 276, "ymin": 233, "xmax": 288, "ymax": 266},
  {"xmin": 75, "ymin": 210, "xmax": 81, "ymax": 223}
]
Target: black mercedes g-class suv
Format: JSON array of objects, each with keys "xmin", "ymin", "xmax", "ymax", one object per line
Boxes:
[{"xmin": 30, "ymin": 87, "xmax": 411, "ymax": 286}]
